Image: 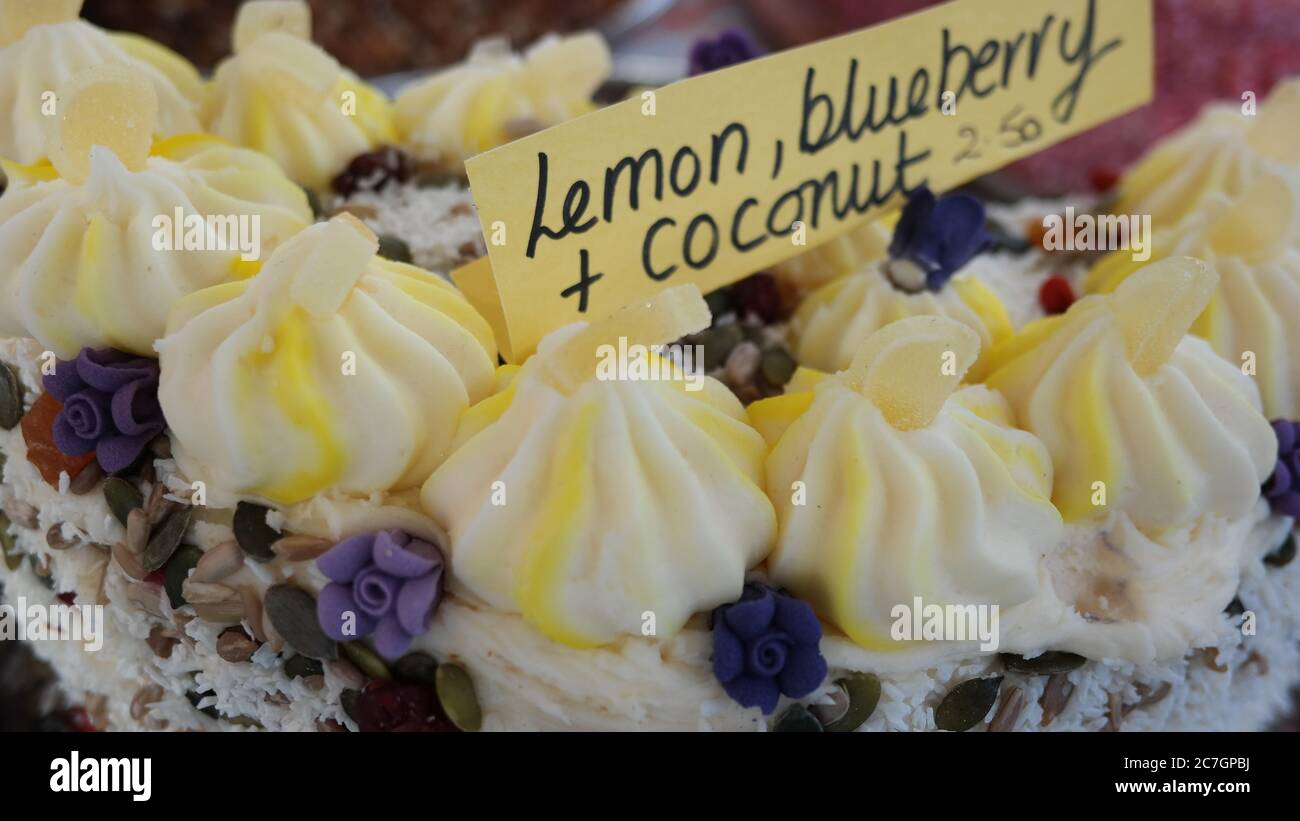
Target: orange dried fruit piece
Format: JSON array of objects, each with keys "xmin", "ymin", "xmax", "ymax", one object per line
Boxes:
[{"xmin": 21, "ymin": 392, "xmax": 96, "ymax": 487}]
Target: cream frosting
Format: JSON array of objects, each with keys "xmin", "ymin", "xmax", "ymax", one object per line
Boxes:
[
  {"xmin": 395, "ymin": 33, "xmax": 611, "ymax": 168},
  {"xmin": 421, "ymin": 286, "xmax": 775, "ymax": 649},
  {"xmin": 1114, "ymin": 78, "xmax": 1300, "ymax": 233},
  {"xmin": 157, "ymin": 214, "xmax": 498, "ymax": 506},
  {"xmin": 0, "ymin": 1, "xmax": 203, "ymax": 163},
  {"xmin": 0, "ymin": 71, "xmax": 311, "ymax": 357},
  {"xmin": 978, "ymin": 257, "xmax": 1275, "ymax": 530},
  {"xmin": 203, "ymin": 0, "xmax": 396, "ymax": 190},
  {"xmin": 792, "ymin": 262, "xmax": 1013, "ymax": 374},
  {"xmin": 751, "ymin": 316, "xmax": 1061, "ymax": 650},
  {"xmin": 771, "ymin": 219, "xmax": 891, "ymax": 293},
  {"xmin": 1087, "ymin": 167, "xmax": 1300, "ymax": 418}
]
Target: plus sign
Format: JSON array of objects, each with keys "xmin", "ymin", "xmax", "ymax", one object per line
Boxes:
[{"xmin": 560, "ymin": 249, "xmax": 604, "ymax": 313}]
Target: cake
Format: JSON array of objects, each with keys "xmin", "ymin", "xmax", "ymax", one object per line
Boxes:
[{"xmin": 2, "ymin": 0, "xmax": 1299, "ymax": 734}]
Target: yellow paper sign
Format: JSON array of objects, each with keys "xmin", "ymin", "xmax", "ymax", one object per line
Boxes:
[{"xmin": 464, "ymin": 0, "xmax": 1153, "ymax": 361}]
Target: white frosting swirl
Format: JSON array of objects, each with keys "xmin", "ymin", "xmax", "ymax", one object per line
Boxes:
[
  {"xmin": 395, "ymin": 33, "xmax": 611, "ymax": 167},
  {"xmin": 158, "ymin": 215, "xmax": 498, "ymax": 505},
  {"xmin": 421, "ymin": 322, "xmax": 775, "ymax": 649},
  {"xmin": 0, "ymin": 136, "xmax": 311, "ymax": 357}
]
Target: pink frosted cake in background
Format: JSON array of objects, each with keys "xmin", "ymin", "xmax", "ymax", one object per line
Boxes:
[{"xmin": 2, "ymin": 0, "xmax": 1300, "ymax": 733}]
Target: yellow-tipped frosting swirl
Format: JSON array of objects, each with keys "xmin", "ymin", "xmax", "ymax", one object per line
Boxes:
[
  {"xmin": 0, "ymin": 0, "xmax": 203, "ymax": 164},
  {"xmin": 980, "ymin": 258, "xmax": 1275, "ymax": 529},
  {"xmin": 792, "ymin": 261, "xmax": 1012, "ymax": 374},
  {"xmin": 0, "ymin": 66, "xmax": 311, "ymax": 357},
  {"xmin": 1113, "ymin": 78, "xmax": 1300, "ymax": 232},
  {"xmin": 158, "ymin": 214, "xmax": 498, "ymax": 506},
  {"xmin": 751, "ymin": 316, "xmax": 1061, "ymax": 650},
  {"xmin": 1087, "ymin": 168, "xmax": 1300, "ymax": 418},
  {"xmin": 395, "ymin": 33, "xmax": 611, "ymax": 168},
  {"xmin": 203, "ymin": 0, "xmax": 396, "ymax": 190},
  {"xmin": 421, "ymin": 286, "xmax": 775, "ymax": 648},
  {"xmin": 770, "ymin": 218, "xmax": 892, "ymax": 293}
]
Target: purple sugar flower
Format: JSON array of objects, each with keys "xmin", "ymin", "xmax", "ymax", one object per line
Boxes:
[
  {"xmin": 711, "ymin": 583, "xmax": 827, "ymax": 714},
  {"xmin": 885, "ymin": 185, "xmax": 991, "ymax": 293},
  {"xmin": 316, "ymin": 530, "xmax": 445, "ymax": 659},
  {"xmin": 1264, "ymin": 419, "xmax": 1300, "ymax": 518},
  {"xmin": 688, "ymin": 29, "xmax": 762, "ymax": 76},
  {"xmin": 43, "ymin": 347, "xmax": 165, "ymax": 473}
]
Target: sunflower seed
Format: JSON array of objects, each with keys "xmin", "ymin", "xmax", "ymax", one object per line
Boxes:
[
  {"xmin": 2, "ymin": 499, "xmax": 38, "ymax": 529},
  {"xmin": 165, "ymin": 545, "xmax": 204, "ymax": 608},
  {"xmin": 0, "ymin": 362, "xmax": 24, "ymax": 430},
  {"xmin": 393, "ymin": 652, "xmax": 438, "ymax": 685},
  {"xmin": 125, "ymin": 581, "xmax": 165, "ymax": 617},
  {"xmin": 271, "ymin": 534, "xmax": 333, "ymax": 562},
  {"xmin": 935, "ymin": 676, "xmax": 1003, "ymax": 731},
  {"xmin": 191, "ymin": 540, "xmax": 243, "ymax": 583},
  {"xmin": 141, "ymin": 507, "xmax": 192, "ymax": 572},
  {"xmin": 1001, "ymin": 651, "xmax": 1087, "ymax": 675},
  {"xmin": 340, "ymin": 640, "xmax": 391, "ymax": 681},
  {"xmin": 112, "ymin": 541, "xmax": 148, "ymax": 580},
  {"xmin": 148, "ymin": 435, "xmax": 172, "ymax": 459},
  {"xmin": 1104, "ymin": 690, "xmax": 1123, "ymax": 731},
  {"xmin": 987, "ymin": 686, "xmax": 1026, "ymax": 732},
  {"xmin": 45, "ymin": 522, "xmax": 81, "ymax": 550},
  {"xmin": 190, "ymin": 596, "xmax": 246, "ymax": 624},
  {"xmin": 144, "ymin": 480, "xmax": 172, "ymax": 526},
  {"xmin": 240, "ymin": 587, "xmax": 266, "ymax": 642},
  {"xmin": 1125, "ymin": 681, "xmax": 1172, "ymax": 715},
  {"xmin": 217, "ymin": 627, "xmax": 259, "ymax": 663},
  {"xmin": 724, "ymin": 341, "xmax": 762, "ymax": 385},
  {"xmin": 182, "ymin": 580, "xmax": 238, "ymax": 605},
  {"xmin": 1038, "ymin": 673, "xmax": 1075, "ymax": 727},
  {"xmin": 1264, "ymin": 534, "xmax": 1296, "ymax": 568},
  {"xmin": 328, "ymin": 658, "xmax": 366, "ymax": 690},
  {"xmin": 302, "ymin": 674, "xmax": 326, "ymax": 691},
  {"xmin": 102, "ymin": 477, "xmax": 142, "ymax": 526},
  {"xmin": 774, "ymin": 703, "xmax": 823, "ymax": 732},
  {"xmin": 435, "ymin": 662, "xmax": 482, "ymax": 732},
  {"xmin": 233, "ymin": 502, "xmax": 279, "ymax": 562},
  {"xmin": 146, "ymin": 625, "xmax": 177, "ymax": 659},
  {"xmin": 125, "ymin": 508, "xmax": 149, "ymax": 555},
  {"xmin": 67, "ymin": 460, "xmax": 104, "ymax": 495},
  {"xmin": 821, "ymin": 672, "xmax": 880, "ymax": 732},
  {"xmin": 130, "ymin": 684, "xmax": 165, "ymax": 722},
  {"xmin": 265, "ymin": 584, "xmax": 337, "ymax": 660}
]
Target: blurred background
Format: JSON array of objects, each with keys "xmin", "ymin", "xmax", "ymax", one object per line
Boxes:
[{"xmin": 81, "ymin": 0, "xmax": 1300, "ymax": 195}]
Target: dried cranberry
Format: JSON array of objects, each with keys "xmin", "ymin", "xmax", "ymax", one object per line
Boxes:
[
  {"xmin": 64, "ymin": 706, "xmax": 98, "ymax": 732},
  {"xmin": 331, "ymin": 147, "xmax": 414, "ymax": 197},
  {"xmin": 727, "ymin": 273, "xmax": 784, "ymax": 323},
  {"xmin": 1038, "ymin": 275, "xmax": 1076, "ymax": 316},
  {"xmin": 1088, "ymin": 164, "xmax": 1122, "ymax": 194},
  {"xmin": 353, "ymin": 681, "xmax": 457, "ymax": 732},
  {"xmin": 57, "ymin": 592, "xmax": 76, "ymax": 605}
]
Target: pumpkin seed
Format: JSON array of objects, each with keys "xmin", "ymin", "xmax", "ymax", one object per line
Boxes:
[
  {"xmin": 698, "ymin": 323, "xmax": 744, "ymax": 371},
  {"xmin": 164, "ymin": 544, "xmax": 204, "ymax": 608},
  {"xmin": 1000, "ymin": 651, "xmax": 1086, "ymax": 675},
  {"xmin": 340, "ymin": 688, "xmax": 360, "ymax": 721},
  {"xmin": 284, "ymin": 654, "xmax": 324, "ymax": 679},
  {"xmin": 233, "ymin": 502, "xmax": 279, "ymax": 562},
  {"xmin": 822, "ymin": 672, "xmax": 880, "ymax": 732},
  {"xmin": 1225, "ymin": 597, "xmax": 1245, "ymax": 617},
  {"xmin": 185, "ymin": 690, "xmax": 219, "ymax": 719},
  {"xmin": 328, "ymin": 658, "xmax": 366, "ymax": 690},
  {"xmin": 112, "ymin": 541, "xmax": 147, "ymax": 580},
  {"xmin": 144, "ymin": 480, "xmax": 172, "ymax": 525},
  {"xmin": 1, "ymin": 512, "xmax": 21, "ymax": 570},
  {"xmin": 68, "ymin": 460, "xmax": 104, "ymax": 495},
  {"xmin": 28, "ymin": 554, "xmax": 54, "ymax": 589},
  {"xmin": 340, "ymin": 640, "xmax": 391, "ymax": 681},
  {"xmin": 142, "ymin": 507, "xmax": 192, "ymax": 572},
  {"xmin": 216, "ymin": 627, "xmax": 259, "ymax": 663},
  {"xmin": 377, "ymin": 234, "xmax": 413, "ymax": 264},
  {"xmin": 0, "ymin": 362, "xmax": 23, "ymax": 430},
  {"xmin": 102, "ymin": 477, "xmax": 142, "ymax": 526},
  {"xmin": 774, "ymin": 703, "xmax": 823, "ymax": 732},
  {"xmin": 704, "ymin": 289, "xmax": 731, "ymax": 319},
  {"xmin": 1265, "ymin": 534, "xmax": 1296, "ymax": 568},
  {"xmin": 1038, "ymin": 673, "xmax": 1074, "ymax": 727},
  {"xmin": 265, "ymin": 584, "xmax": 337, "ymax": 660},
  {"xmin": 934, "ymin": 676, "xmax": 1003, "ymax": 731},
  {"xmin": 759, "ymin": 347, "xmax": 797, "ymax": 388},
  {"xmin": 435, "ymin": 662, "xmax": 482, "ymax": 731},
  {"xmin": 393, "ymin": 651, "xmax": 438, "ymax": 685},
  {"xmin": 987, "ymin": 686, "xmax": 1026, "ymax": 732}
]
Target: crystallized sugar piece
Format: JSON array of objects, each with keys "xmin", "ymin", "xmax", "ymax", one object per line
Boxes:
[
  {"xmin": 846, "ymin": 316, "xmax": 979, "ymax": 431},
  {"xmin": 1205, "ymin": 170, "xmax": 1296, "ymax": 262},
  {"xmin": 538, "ymin": 285, "xmax": 712, "ymax": 394},
  {"xmin": 48, "ymin": 64, "xmax": 158, "ymax": 184},
  {"xmin": 1248, "ymin": 80, "xmax": 1300, "ymax": 165},
  {"xmin": 233, "ymin": 0, "xmax": 311, "ymax": 53},
  {"xmin": 0, "ymin": 0, "xmax": 82, "ymax": 47},
  {"xmin": 240, "ymin": 31, "xmax": 339, "ymax": 100},
  {"xmin": 1109, "ymin": 256, "xmax": 1217, "ymax": 376},
  {"xmin": 291, "ymin": 214, "xmax": 377, "ymax": 318}
]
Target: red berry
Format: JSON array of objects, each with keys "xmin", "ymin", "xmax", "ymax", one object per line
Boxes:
[
  {"xmin": 1038, "ymin": 275, "xmax": 1075, "ymax": 315},
  {"xmin": 353, "ymin": 681, "xmax": 458, "ymax": 732},
  {"xmin": 727, "ymin": 274, "xmax": 784, "ymax": 323},
  {"xmin": 144, "ymin": 569, "xmax": 166, "ymax": 586},
  {"xmin": 57, "ymin": 592, "xmax": 76, "ymax": 605},
  {"xmin": 1088, "ymin": 164, "xmax": 1122, "ymax": 194},
  {"xmin": 65, "ymin": 706, "xmax": 97, "ymax": 732}
]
